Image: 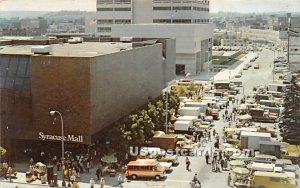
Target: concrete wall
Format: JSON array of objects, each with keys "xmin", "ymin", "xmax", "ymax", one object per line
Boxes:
[
  {"xmin": 90, "ymin": 43, "xmax": 168, "ymax": 135},
  {"xmin": 111, "ymin": 24, "xmax": 214, "ymax": 75},
  {"xmin": 31, "ymin": 56, "xmax": 92, "ymax": 143},
  {"xmin": 132, "ymin": 0, "xmax": 153, "ymax": 24}
]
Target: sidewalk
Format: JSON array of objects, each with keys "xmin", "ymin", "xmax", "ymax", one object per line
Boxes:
[{"xmin": 1, "ymin": 162, "xmax": 122, "ymax": 188}]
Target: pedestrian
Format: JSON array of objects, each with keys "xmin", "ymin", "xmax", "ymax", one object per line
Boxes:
[
  {"xmin": 228, "ymin": 172, "xmax": 232, "ymax": 186},
  {"xmin": 224, "ymin": 158, "xmax": 228, "ymax": 171},
  {"xmin": 222, "ymin": 114, "xmax": 225, "ymax": 121},
  {"xmin": 72, "ymin": 181, "xmax": 79, "ymax": 188},
  {"xmin": 216, "ymin": 160, "xmax": 221, "ymax": 173},
  {"xmin": 117, "ymin": 174, "xmax": 123, "ymax": 186},
  {"xmin": 100, "ymin": 177, "xmax": 105, "ymax": 188},
  {"xmin": 70, "ymin": 174, "xmax": 76, "ymax": 184},
  {"xmin": 86, "ymin": 161, "xmax": 90, "ymax": 173},
  {"xmin": 185, "ymin": 157, "xmax": 190, "ymax": 171},
  {"xmin": 90, "ymin": 178, "xmax": 95, "ymax": 188},
  {"xmin": 7, "ymin": 166, "xmax": 13, "ymax": 183},
  {"xmin": 96, "ymin": 166, "xmax": 101, "ymax": 180},
  {"xmin": 220, "ymin": 158, "xmax": 225, "ymax": 170},
  {"xmin": 228, "ymin": 121, "xmax": 232, "ymax": 128},
  {"xmin": 205, "ymin": 151, "xmax": 210, "ymax": 164},
  {"xmin": 208, "ymin": 133, "xmax": 211, "ymax": 142}
]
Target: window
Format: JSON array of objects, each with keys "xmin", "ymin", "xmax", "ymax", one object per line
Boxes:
[
  {"xmin": 97, "ymin": 19, "xmax": 113, "ymax": 24},
  {"xmin": 153, "ymin": 6, "xmax": 171, "ymax": 10},
  {"xmin": 115, "ymin": 19, "xmax": 131, "ymax": 24},
  {"xmin": 173, "ymin": 6, "xmax": 191, "ymax": 10},
  {"xmin": 269, "ymin": 177, "xmax": 281, "ymax": 182},
  {"xmin": 115, "ymin": 7, "xmax": 131, "ymax": 11},
  {"xmin": 173, "ymin": 19, "xmax": 191, "ymax": 23},
  {"xmin": 97, "ymin": 27, "xmax": 111, "ymax": 32},
  {"xmin": 114, "ymin": 0, "xmax": 131, "ymax": 3},
  {"xmin": 97, "ymin": 0, "xmax": 113, "ymax": 3},
  {"xmin": 153, "ymin": 19, "xmax": 171, "ymax": 23},
  {"xmin": 97, "ymin": 8, "xmax": 113, "ymax": 11}
]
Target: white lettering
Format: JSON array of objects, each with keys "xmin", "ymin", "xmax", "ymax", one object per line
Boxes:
[{"xmin": 38, "ymin": 132, "xmax": 83, "ymax": 143}]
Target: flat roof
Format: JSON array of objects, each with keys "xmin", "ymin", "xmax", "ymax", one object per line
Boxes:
[
  {"xmin": 259, "ymin": 141, "xmax": 281, "ymax": 146},
  {"xmin": 241, "ymin": 131, "xmax": 271, "ymax": 137},
  {"xmin": 0, "ymin": 42, "xmax": 133, "ymax": 57},
  {"xmin": 253, "ymin": 171, "xmax": 288, "ymax": 178}
]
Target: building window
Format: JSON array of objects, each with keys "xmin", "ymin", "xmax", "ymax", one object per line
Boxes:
[
  {"xmin": 97, "ymin": 8, "xmax": 113, "ymax": 11},
  {"xmin": 173, "ymin": 19, "xmax": 191, "ymax": 23},
  {"xmin": 114, "ymin": 7, "xmax": 131, "ymax": 11},
  {"xmin": 153, "ymin": 6, "xmax": 171, "ymax": 10},
  {"xmin": 115, "ymin": 19, "xmax": 131, "ymax": 24},
  {"xmin": 97, "ymin": 19, "xmax": 113, "ymax": 24},
  {"xmin": 97, "ymin": 0, "xmax": 113, "ymax": 4},
  {"xmin": 97, "ymin": 27, "xmax": 112, "ymax": 32},
  {"xmin": 153, "ymin": 19, "xmax": 172, "ymax": 23},
  {"xmin": 173, "ymin": 6, "xmax": 191, "ymax": 10},
  {"xmin": 114, "ymin": 0, "xmax": 131, "ymax": 3}
]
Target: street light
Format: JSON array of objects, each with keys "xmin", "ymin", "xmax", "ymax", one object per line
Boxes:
[{"xmin": 49, "ymin": 110, "xmax": 66, "ymax": 187}]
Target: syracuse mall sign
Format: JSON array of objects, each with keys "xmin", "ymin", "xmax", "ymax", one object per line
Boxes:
[{"xmin": 38, "ymin": 132, "xmax": 84, "ymax": 143}]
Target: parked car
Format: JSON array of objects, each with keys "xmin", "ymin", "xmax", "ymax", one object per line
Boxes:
[
  {"xmin": 254, "ymin": 64, "xmax": 259, "ymax": 69},
  {"xmin": 235, "ymin": 73, "xmax": 242, "ymax": 78}
]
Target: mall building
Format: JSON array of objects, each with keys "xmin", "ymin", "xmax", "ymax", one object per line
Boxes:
[{"xmin": 0, "ymin": 37, "xmax": 175, "ymax": 159}]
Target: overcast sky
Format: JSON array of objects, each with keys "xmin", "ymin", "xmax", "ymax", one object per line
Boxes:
[{"xmin": 0, "ymin": 0, "xmax": 299, "ymax": 13}]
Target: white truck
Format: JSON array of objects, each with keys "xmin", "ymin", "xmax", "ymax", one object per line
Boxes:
[
  {"xmin": 178, "ymin": 107, "xmax": 201, "ymax": 117},
  {"xmin": 174, "ymin": 120, "xmax": 194, "ymax": 134},
  {"xmin": 240, "ymin": 131, "xmax": 271, "ymax": 150},
  {"xmin": 184, "ymin": 102, "xmax": 208, "ymax": 113},
  {"xmin": 268, "ymin": 83, "xmax": 287, "ymax": 92}
]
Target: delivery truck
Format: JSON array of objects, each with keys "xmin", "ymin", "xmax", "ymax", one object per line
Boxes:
[{"xmin": 178, "ymin": 107, "xmax": 201, "ymax": 117}]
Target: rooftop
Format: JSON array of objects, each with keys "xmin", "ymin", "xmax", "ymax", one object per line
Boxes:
[{"xmin": 0, "ymin": 42, "xmax": 133, "ymax": 58}]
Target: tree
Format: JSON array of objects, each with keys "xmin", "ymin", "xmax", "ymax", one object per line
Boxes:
[
  {"xmin": 280, "ymin": 74, "xmax": 300, "ymax": 144},
  {"xmin": 176, "ymin": 85, "xmax": 188, "ymax": 96},
  {"xmin": 0, "ymin": 146, "xmax": 6, "ymax": 155}
]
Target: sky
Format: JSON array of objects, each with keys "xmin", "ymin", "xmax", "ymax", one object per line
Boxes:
[{"xmin": 0, "ymin": 0, "xmax": 300, "ymax": 13}]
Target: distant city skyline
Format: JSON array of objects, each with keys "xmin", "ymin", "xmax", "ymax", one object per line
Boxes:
[{"xmin": 0, "ymin": 0, "xmax": 299, "ymax": 13}]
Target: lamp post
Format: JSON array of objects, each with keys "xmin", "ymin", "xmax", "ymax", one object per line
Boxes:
[{"xmin": 49, "ymin": 110, "xmax": 66, "ymax": 187}]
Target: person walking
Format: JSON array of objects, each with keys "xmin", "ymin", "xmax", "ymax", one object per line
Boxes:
[
  {"xmin": 117, "ymin": 174, "xmax": 123, "ymax": 187},
  {"xmin": 90, "ymin": 178, "xmax": 95, "ymax": 188},
  {"xmin": 205, "ymin": 151, "xmax": 210, "ymax": 164},
  {"xmin": 86, "ymin": 161, "xmax": 90, "ymax": 173},
  {"xmin": 100, "ymin": 177, "xmax": 105, "ymax": 188},
  {"xmin": 227, "ymin": 172, "xmax": 232, "ymax": 187},
  {"xmin": 185, "ymin": 157, "xmax": 190, "ymax": 171},
  {"xmin": 96, "ymin": 166, "xmax": 101, "ymax": 180}
]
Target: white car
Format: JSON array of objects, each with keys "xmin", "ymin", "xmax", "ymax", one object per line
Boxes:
[
  {"xmin": 273, "ymin": 67, "xmax": 288, "ymax": 73},
  {"xmin": 253, "ymin": 64, "xmax": 259, "ymax": 69},
  {"xmin": 234, "ymin": 73, "xmax": 242, "ymax": 78}
]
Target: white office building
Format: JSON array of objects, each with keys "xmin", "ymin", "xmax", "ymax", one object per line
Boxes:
[{"xmin": 95, "ymin": 0, "xmax": 214, "ymax": 75}]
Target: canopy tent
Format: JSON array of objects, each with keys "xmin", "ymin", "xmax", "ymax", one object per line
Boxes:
[
  {"xmin": 237, "ymin": 114, "xmax": 252, "ymax": 120},
  {"xmin": 101, "ymin": 154, "xmax": 118, "ymax": 163},
  {"xmin": 232, "ymin": 167, "xmax": 249, "ymax": 175},
  {"xmin": 229, "ymin": 160, "xmax": 245, "ymax": 167}
]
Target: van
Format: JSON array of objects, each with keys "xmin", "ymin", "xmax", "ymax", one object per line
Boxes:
[
  {"xmin": 251, "ymin": 171, "xmax": 296, "ymax": 188},
  {"xmin": 126, "ymin": 160, "xmax": 166, "ymax": 180}
]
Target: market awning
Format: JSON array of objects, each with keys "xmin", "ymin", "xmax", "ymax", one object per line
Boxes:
[
  {"xmin": 232, "ymin": 167, "xmax": 249, "ymax": 175},
  {"xmin": 237, "ymin": 114, "xmax": 252, "ymax": 120},
  {"xmin": 101, "ymin": 154, "xmax": 117, "ymax": 163}
]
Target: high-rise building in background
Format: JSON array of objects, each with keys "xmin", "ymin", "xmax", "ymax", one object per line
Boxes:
[{"xmin": 94, "ymin": 0, "xmax": 214, "ymax": 75}]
